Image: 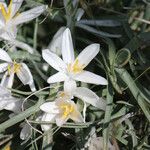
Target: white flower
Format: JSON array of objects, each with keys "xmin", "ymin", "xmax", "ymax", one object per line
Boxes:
[
  {"xmin": 0, "ymin": 85, "xmax": 22, "ymax": 113},
  {"xmin": 61, "ymin": 80, "xmax": 106, "ymax": 110},
  {"xmin": 0, "ymin": 49, "xmax": 36, "ymax": 91},
  {"xmin": 48, "ymin": 27, "xmax": 66, "ymax": 56},
  {"xmin": 40, "ymin": 98, "xmax": 84, "ymax": 127},
  {"xmin": 40, "ymin": 80, "xmax": 106, "ymax": 127},
  {"xmin": 42, "ymin": 28, "xmax": 108, "ymax": 88},
  {"xmin": 0, "ymin": 0, "xmax": 47, "ymax": 41}
]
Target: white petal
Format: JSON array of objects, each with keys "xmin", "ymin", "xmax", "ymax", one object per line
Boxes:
[
  {"xmin": 1, "ymin": 71, "xmax": 14, "ymax": 89},
  {"xmin": 42, "ymin": 49, "xmax": 66, "ymax": 72},
  {"xmin": 0, "ymin": 63, "xmax": 8, "ymax": 73},
  {"xmin": 64, "ymin": 80, "xmax": 77, "ymax": 94},
  {"xmin": 17, "ymin": 63, "xmax": 33, "ymax": 85},
  {"xmin": 55, "ymin": 116, "xmax": 69, "ymax": 126},
  {"xmin": 0, "ymin": 49, "xmax": 12, "ymax": 62},
  {"xmin": 11, "ymin": 0, "xmax": 23, "ymax": 17},
  {"xmin": 40, "ymin": 102, "xmax": 59, "ymax": 114},
  {"xmin": 0, "ymin": 26, "xmax": 17, "ymax": 41},
  {"xmin": 41, "ymin": 113, "xmax": 55, "ymax": 131},
  {"xmin": 76, "ymin": 44, "xmax": 99, "ymax": 68},
  {"xmin": 48, "ymin": 27, "xmax": 66, "ymax": 56},
  {"xmin": 11, "ymin": 40, "xmax": 34, "ymax": 54},
  {"xmin": 74, "ymin": 71, "xmax": 108, "ymax": 85},
  {"xmin": 70, "ymin": 110, "xmax": 84, "ymax": 123},
  {"xmin": 0, "ymin": 12, "xmax": 5, "ymax": 26},
  {"xmin": 62, "ymin": 28, "xmax": 75, "ymax": 64},
  {"xmin": 47, "ymin": 72, "xmax": 67, "ymax": 84},
  {"xmin": 29, "ymin": 81, "xmax": 36, "ymax": 92},
  {"xmin": 0, "ymin": 100, "xmax": 11, "ymax": 111},
  {"xmin": 70, "ymin": 102, "xmax": 84, "ymax": 122},
  {"xmin": 4, "ymin": 99, "xmax": 22, "ymax": 113},
  {"xmin": 13, "ymin": 5, "xmax": 47, "ymax": 25},
  {"xmin": 74, "ymin": 87, "xmax": 106, "ymax": 110},
  {"xmin": 20, "ymin": 123, "xmax": 31, "ymax": 140},
  {"xmin": 0, "ymin": 91, "xmax": 20, "ymax": 112},
  {"xmin": 83, "ymin": 101, "xmax": 86, "ymax": 123},
  {"xmin": 75, "ymin": 8, "xmax": 84, "ymax": 21},
  {"xmin": 0, "ymin": 85, "xmax": 11, "ymax": 96}
]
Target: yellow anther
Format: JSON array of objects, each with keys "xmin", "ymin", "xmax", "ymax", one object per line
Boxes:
[
  {"xmin": 60, "ymin": 103, "xmax": 74, "ymax": 118},
  {"xmin": 7, "ymin": 60, "xmax": 21, "ymax": 75},
  {"xmin": 57, "ymin": 91, "xmax": 70, "ymax": 99},
  {"xmin": 0, "ymin": 0, "xmax": 12, "ymax": 22},
  {"xmin": 59, "ymin": 91, "xmax": 66, "ymax": 98},
  {"xmin": 67, "ymin": 59, "xmax": 85, "ymax": 74},
  {"xmin": 13, "ymin": 61, "xmax": 21, "ymax": 73}
]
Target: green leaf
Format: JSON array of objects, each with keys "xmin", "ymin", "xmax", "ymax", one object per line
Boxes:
[{"xmin": 115, "ymin": 48, "xmax": 131, "ymax": 68}]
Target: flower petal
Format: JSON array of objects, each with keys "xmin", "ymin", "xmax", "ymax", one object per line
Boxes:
[
  {"xmin": 17, "ymin": 63, "xmax": 34, "ymax": 85},
  {"xmin": 11, "ymin": 0, "xmax": 23, "ymax": 17},
  {"xmin": 29, "ymin": 81, "xmax": 36, "ymax": 92},
  {"xmin": 4, "ymin": 99, "xmax": 22, "ymax": 113},
  {"xmin": 47, "ymin": 72, "xmax": 67, "ymax": 84},
  {"xmin": 70, "ymin": 101, "xmax": 84, "ymax": 122},
  {"xmin": 48, "ymin": 27, "xmax": 66, "ymax": 56},
  {"xmin": 55, "ymin": 115, "xmax": 69, "ymax": 126},
  {"xmin": 74, "ymin": 87, "xmax": 106, "ymax": 110},
  {"xmin": 76, "ymin": 44, "xmax": 99, "ymax": 68},
  {"xmin": 11, "ymin": 40, "xmax": 34, "ymax": 54},
  {"xmin": 40, "ymin": 102, "xmax": 59, "ymax": 114},
  {"xmin": 13, "ymin": 5, "xmax": 47, "ymax": 25},
  {"xmin": 0, "ymin": 49, "xmax": 12, "ymax": 62},
  {"xmin": 0, "ymin": 85, "xmax": 11, "ymax": 96},
  {"xmin": 0, "ymin": 25, "xmax": 17, "ymax": 41},
  {"xmin": 70, "ymin": 110, "xmax": 84, "ymax": 123},
  {"xmin": 1, "ymin": 71, "xmax": 14, "ymax": 89},
  {"xmin": 41, "ymin": 113, "xmax": 56, "ymax": 131},
  {"xmin": 42, "ymin": 49, "xmax": 66, "ymax": 72},
  {"xmin": 62, "ymin": 28, "xmax": 75, "ymax": 64},
  {"xmin": 20, "ymin": 123, "xmax": 31, "ymax": 140},
  {"xmin": 74, "ymin": 71, "xmax": 108, "ymax": 85},
  {"xmin": 64, "ymin": 80, "xmax": 77, "ymax": 94},
  {"xmin": 0, "ymin": 63, "xmax": 8, "ymax": 73},
  {"xmin": 0, "ymin": 12, "xmax": 5, "ymax": 26}
]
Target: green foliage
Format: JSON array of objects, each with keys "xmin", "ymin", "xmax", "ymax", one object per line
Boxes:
[{"xmin": 0, "ymin": 0, "xmax": 150, "ymax": 149}]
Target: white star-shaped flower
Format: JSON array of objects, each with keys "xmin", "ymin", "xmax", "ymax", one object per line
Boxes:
[
  {"xmin": 0, "ymin": 49, "xmax": 36, "ymax": 91},
  {"xmin": 40, "ymin": 80, "xmax": 106, "ymax": 127},
  {"xmin": 40, "ymin": 98, "xmax": 83, "ymax": 127},
  {"xmin": 0, "ymin": 0, "xmax": 47, "ymax": 41},
  {"xmin": 42, "ymin": 28, "xmax": 108, "ymax": 90}
]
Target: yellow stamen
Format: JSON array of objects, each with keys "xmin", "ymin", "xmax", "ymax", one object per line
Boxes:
[
  {"xmin": 0, "ymin": 0, "xmax": 12, "ymax": 22},
  {"xmin": 7, "ymin": 60, "xmax": 21, "ymax": 75},
  {"xmin": 5, "ymin": 145, "xmax": 11, "ymax": 150},
  {"xmin": 67, "ymin": 59, "xmax": 85, "ymax": 74},
  {"xmin": 60, "ymin": 103, "xmax": 74, "ymax": 118},
  {"xmin": 57, "ymin": 91, "xmax": 70, "ymax": 99},
  {"xmin": 59, "ymin": 91, "xmax": 66, "ymax": 98}
]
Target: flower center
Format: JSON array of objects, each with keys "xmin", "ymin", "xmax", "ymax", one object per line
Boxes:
[
  {"xmin": 7, "ymin": 60, "xmax": 21, "ymax": 75},
  {"xmin": 67, "ymin": 59, "xmax": 85, "ymax": 74},
  {"xmin": 57, "ymin": 91, "xmax": 70, "ymax": 99},
  {"xmin": 60, "ymin": 103, "xmax": 74, "ymax": 118},
  {"xmin": 0, "ymin": 0, "xmax": 12, "ymax": 22}
]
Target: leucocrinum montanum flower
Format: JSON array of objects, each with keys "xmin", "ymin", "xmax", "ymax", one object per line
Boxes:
[
  {"xmin": 0, "ymin": 0, "xmax": 47, "ymax": 53},
  {"xmin": 0, "ymin": 0, "xmax": 47, "ymax": 40},
  {"xmin": 40, "ymin": 80, "xmax": 106, "ymax": 127},
  {"xmin": 0, "ymin": 49, "xmax": 36, "ymax": 91},
  {"xmin": 42, "ymin": 28, "xmax": 108, "ymax": 89}
]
